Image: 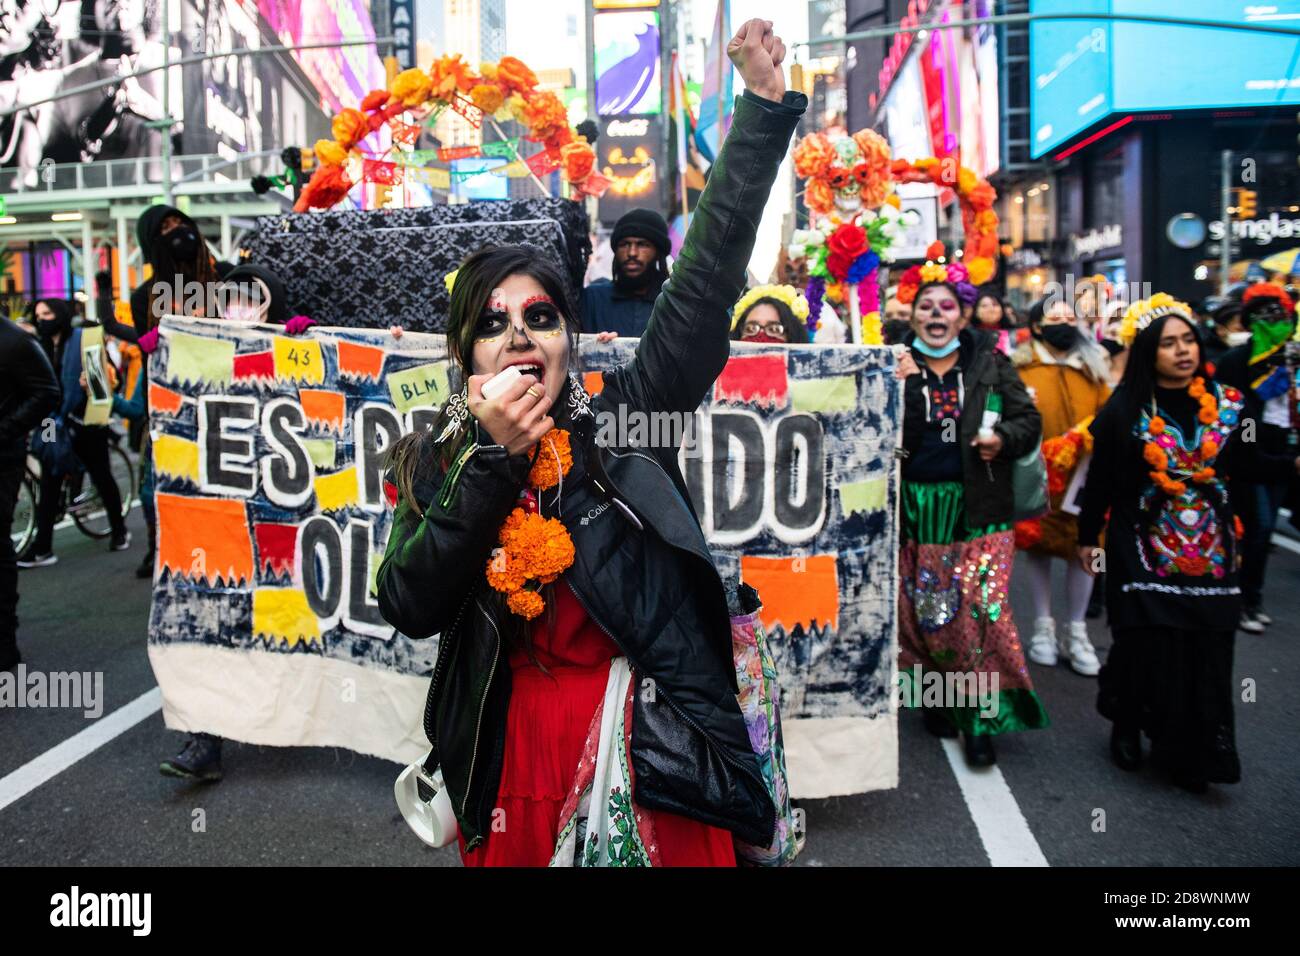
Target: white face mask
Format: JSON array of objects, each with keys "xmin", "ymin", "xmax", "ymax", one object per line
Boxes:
[{"xmin": 1227, "ymin": 331, "xmax": 1251, "ymax": 347}]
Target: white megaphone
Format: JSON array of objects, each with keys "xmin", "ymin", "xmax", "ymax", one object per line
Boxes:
[{"xmin": 394, "ymin": 750, "xmax": 459, "ymax": 848}]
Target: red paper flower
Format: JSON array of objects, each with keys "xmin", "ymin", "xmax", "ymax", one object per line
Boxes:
[
  {"xmin": 828, "ymin": 222, "xmax": 869, "ymax": 260},
  {"xmin": 826, "ymin": 251, "xmax": 852, "ymax": 281}
]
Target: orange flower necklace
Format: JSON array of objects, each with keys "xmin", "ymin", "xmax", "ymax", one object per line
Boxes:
[
  {"xmin": 485, "ymin": 428, "xmax": 576, "ymax": 620},
  {"xmin": 1139, "ymin": 377, "xmax": 1242, "ymax": 498}
]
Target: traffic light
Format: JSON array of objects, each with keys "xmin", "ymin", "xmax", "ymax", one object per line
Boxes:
[{"xmin": 1237, "ymin": 188, "xmax": 1257, "ymax": 220}]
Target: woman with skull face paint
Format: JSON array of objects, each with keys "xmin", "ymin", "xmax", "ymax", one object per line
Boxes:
[
  {"xmin": 1213, "ymin": 283, "xmax": 1300, "ymax": 634},
  {"xmin": 1011, "ymin": 298, "xmax": 1112, "ymax": 675},
  {"xmin": 895, "ymin": 276, "xmax": 1047, "ymax": 767},
  {"xmin": 379, "ymin": 19, "xmax": 804, "ymax": 865}
]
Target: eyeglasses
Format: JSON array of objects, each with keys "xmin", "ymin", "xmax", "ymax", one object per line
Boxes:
[{"xmin": 742, "ymin": 321, "xmax": 785, "ymax": 337}]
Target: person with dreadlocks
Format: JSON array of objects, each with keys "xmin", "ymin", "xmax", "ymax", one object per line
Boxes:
[
  {"xmin": 580, "ymin": 208, "xmax": 671, "ymax": 337},
  {"xmin": 1077, "ymin": 293, "xmax": 1300, "ymax": 791},
  {"xmin": 1213, "ymin": 282, "xmax": 1300, "ymax": 635}
]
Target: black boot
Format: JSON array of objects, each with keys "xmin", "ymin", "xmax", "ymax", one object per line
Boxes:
[
  {"xmin": 1110, "ymin": 723, "xmax": 1143, "ymax": 771},
  {"xmin": 963, "ymin": 732, "xmax": 996, "ymax": 767},
  {"xmin": 135, "ymin": 551, "xmax": 154, "ymax": 579},
  {"xmin": 922, "ymin": 707, "xmax": 958, "ymax": 738},
  {"xmin": 160, "ymin": 733, "xmax": 224, "ymax": 782}
]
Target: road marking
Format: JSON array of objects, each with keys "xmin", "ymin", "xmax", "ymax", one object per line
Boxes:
[
  {"xmin": 1272, "ymin": 533, "xmax": 1300, "ymax": 557},
  {"xmin": 0, "ymin": 687, "xmax": 162, "ymax": 813},
  {"xmin": 940, "ymin": 738, "xmax": 1050, "ymax": 867}
]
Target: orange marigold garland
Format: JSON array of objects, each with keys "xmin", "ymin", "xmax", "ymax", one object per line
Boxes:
[
  {"xmin": 1138, "ymin": 377, "xmax": 1242, "ymax": 499},
  {"xmin": 486, "ymin": 428, "xmax": 577, "ymax": 620},
  {"xmin": 295, "ymin": 51, "xmax": 600, "ymax": 212}
]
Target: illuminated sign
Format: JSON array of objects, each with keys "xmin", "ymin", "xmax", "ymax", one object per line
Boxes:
[
  {"xmin": 606, "ymin": 118, "xmax": 650, "ymax": 137},
  {"xmin": 1030, "ymin": 0, "xmax": 1300, "ymax": 158}
]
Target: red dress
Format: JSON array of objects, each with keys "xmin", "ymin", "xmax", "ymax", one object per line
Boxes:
[{"xmin": 459, "ymin": 581, "xmax": 736, "ymax": 867}]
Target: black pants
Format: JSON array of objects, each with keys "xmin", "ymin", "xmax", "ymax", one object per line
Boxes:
[
  {"xmin": 0, "ymin": 458, "xmax": 24, "ymax": 648},
  {"xmin": 33, "ymin": 424, "xmax": 126, "ymax": 553},
  {"xmin": 1098, "ymin": 625, "xmax": 1240, "ymax": 784}
]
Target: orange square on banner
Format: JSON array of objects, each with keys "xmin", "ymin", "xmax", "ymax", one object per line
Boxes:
[
  {"xmin": 148, "ymin": 381, "xmax": 184, "ymax": 414},
  {"xmin": 299, "ymin": 389, "xmax": 346, "ymax": 432},
  {"xmin": 740, "ymin": 554, "xmax": 839, "ymax": 634},
  {"xmin": 337, "ymin": 340, "xmax": 385, "ymax": 379},
  {"xmin": 584, "ymin": 371, "xmax": 605, "ymax": 396},
  {"xmin": 156, "ymin": 492, "xmax": 253, "ymax": 585}
]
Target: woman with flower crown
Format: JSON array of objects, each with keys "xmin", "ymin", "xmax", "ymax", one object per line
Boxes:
[
  {"xmin": 376, "ymin": 20, "xmax": 803, "ymax": 866},
  {"xmin": 894, "ymin": 263, "xmax": 1047, "ymax": 768},
  {"xmin": 1077, "ymin": 294, "xmax": 1300, "ymax": 792},
  {"xmin": 730, "ymin": 284, "xmax": 812, "ymax": 344}
]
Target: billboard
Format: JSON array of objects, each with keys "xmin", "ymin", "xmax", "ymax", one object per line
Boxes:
[
  {"xmin": 256, "ymin": 0, "xmax": 387, "ymax": 114},
  {"xmin": 1, "ymin": 0, "xmax": 169, "ymax": 191},
  {"xmin": 1031, "ymin": 0, "xmax": 1300, "ymax": 158},
  {"xmin": 596, "ymin": 114, "xmax": 663, "ymax": 227},
  {"xmin": 593, "ymin": 9, "xmax": 662, "ymax": 116}
]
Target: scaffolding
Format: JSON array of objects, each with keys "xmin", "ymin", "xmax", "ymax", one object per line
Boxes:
[{"xmin": 1, "ymin": 153, "xmax": 287, "ymax": 320}]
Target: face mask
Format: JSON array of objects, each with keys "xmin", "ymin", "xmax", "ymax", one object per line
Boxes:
[
  {"xmin": 1039, "ymin": 324, "xmax": 1080, "ymax": 351},
  {"xmin": 912, "ymin": 336, "xmax": 961, "ymax": 359},
  {"xmin": 224, "ymin": 301, "xmax": 266, "ymax": 323},
  {"xmin": 166, "ymin": 226, "xmax": 200, "ymax": 261},
  {"xmin": 1227, "ymin": 331, "xmax": 1251, "ymax": 347},
  {"xmin": 744, "ymin": 331, "xmax": 786, "ymax": 344},
  {"xmin": 1250, "ymin": 316, "xmax": 1295, "ymax": 358},
  {"xmin": 883, "ymin": 319, "xmax": 912, "ymax": 344}
]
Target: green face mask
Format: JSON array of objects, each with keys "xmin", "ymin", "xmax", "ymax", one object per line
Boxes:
[{"xmin": 1250, "ymin": 317, "xmax": 1295, "ymax": 360}]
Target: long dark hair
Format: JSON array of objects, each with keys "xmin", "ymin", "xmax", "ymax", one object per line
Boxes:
[
  {"xmin": 1116, "ymin": 312, "xmax": 1208, "ymax": 421},
  {"xmin": 973, "ymin": 286, "xmax": 1011, "ymax": 330},
  {"xmin": 387, "ymin": 245, "xmax": 579, "ymax": 514},
  {"xmin": 31, "ymin": 298, "xmax": 75, "ymax": 368},
  {"xmin": 730, "ymin": 296, "xmax": 811, "ymax": 344}
]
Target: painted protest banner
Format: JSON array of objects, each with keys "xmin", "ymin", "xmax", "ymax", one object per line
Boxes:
[{"xmin": 148, "ymin": 318, "xmax": 902, "ymax": 796}]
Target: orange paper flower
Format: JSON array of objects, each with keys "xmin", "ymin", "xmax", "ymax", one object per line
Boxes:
[
  {"xmin": 1148, "ymin": 416, "xmax": 1165, "ymax": 435},
  {"xmin": 361, "ymin": 89, "xmax": 392, "ymax": 112},
  {"xmin": 561, "ymin": 140, "xmax": 595, "ymax": 182},
  {"xmin": 522, "ymin": 90, "xmax": 569, "ymax": 141},
  {"xmin": 391, "ymin": 68, "xmax": 433, "ymax": 107},
  {"xmin": 470, "ymin": 83, "xmax": 505, "ymax": 115},
  {"xmin": 430, "ymin": 54, "xmax": 476, "ymax": 98},
  {"xmin": 805, "ymin": 179, "xmax": 834, "ymax": 216},
  {"xmin": 294, "ymin": 164, "xmax": 354, "ymax": 212},
  {"xmin": 793, "ymin": 132, "xmax": 836, "ymax": 179},
  {"xmin": 331, "ymin": 108, "xmax": 368, "ymax": 150},
  {"xmin": 497, "ymin": 56, "xmax": 539, "ymax": 95}
]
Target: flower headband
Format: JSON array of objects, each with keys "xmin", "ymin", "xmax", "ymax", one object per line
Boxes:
[
  {"xmin": 731, "ymin": 284, "xmax": 810, "ymax": 331},
  {"xmin": 1117, "ymin": 292, "xmax": 1194, "ymax": 347},
  {"xmin": 895, "ymin": 243, "xmax": 977, "ymax": 306}
]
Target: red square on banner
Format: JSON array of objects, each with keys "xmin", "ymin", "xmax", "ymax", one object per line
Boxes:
[
  {"xmin": 363, "ymin": 159, "xmax": 401, "ymax": 185},
  {"xmin": 576, "ymin": 171, "xmax": 610, "ymax": 197},
  {"xmin": 449, "ymin": 94, "xmax": 482, "ymax": 128}
]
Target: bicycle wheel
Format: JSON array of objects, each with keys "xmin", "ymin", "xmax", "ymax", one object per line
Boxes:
[
  {"xmin": 71, "ymin": 444, "xmax": 137, "ymax": 539},
  {"xmin": 10, "ymin": 475, "xmax": 37, "ymax": 553}
]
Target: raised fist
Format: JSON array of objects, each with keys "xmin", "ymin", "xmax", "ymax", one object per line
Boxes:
[{"xmin": 727, "ymin": 18, "xmax": 786, "ymax": 104}]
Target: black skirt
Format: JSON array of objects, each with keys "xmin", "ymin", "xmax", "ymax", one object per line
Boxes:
[{"xmin": 1098, "ymin": 626, "xmax": 1241, "ymax": 784}]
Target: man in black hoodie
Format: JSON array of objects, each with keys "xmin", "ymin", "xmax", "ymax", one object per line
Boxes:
[{"xmin": 0, "ymin": 318, "xmax": 61, "ymax": 669}]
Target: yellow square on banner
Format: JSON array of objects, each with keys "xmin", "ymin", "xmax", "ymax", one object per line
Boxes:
[
  {"xmin": 839, "ymin": 478, "xmax": 888, "ymax": 516},
  {"xmin": 427, "ymin": 167, "xmax": 451, "ymax": 189},
  {"xmin": 387, "ymin": 361, "xmax": 449, "ymax": 413},
  {"xmin": 167, "ymin": 331, "xmax": 235, "ymax": 386},
  {"xmin": 252, "ymin": 588, "xmax": 321, "ymax": 649},
  {"xmin": 314, "ymin": 466, "xmax": 359, "ymax": 512},
  {"xmin": 152, "ymin": 434, "xmax": 200, "ymax": 483},
  {"xmin": 303, "ymin": 438, "xmax": 336, "ymax": 469},
  {"xmin": 790, "ymin": 375, "xmax": 857, "ymax": 413},
  {"xmin": 272, "ymin": 336, "xmax": 325, "ymax": 384}
]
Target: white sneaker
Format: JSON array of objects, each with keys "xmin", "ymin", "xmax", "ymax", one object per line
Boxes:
[
  {"xmin": 1062, "ymin": 621, "xmax": 1100, "ymax": 676},
  {"xmin": 1239, "ymin": 613, "xmax": 1265, "ymax": 635},
  {"xmin": 1026, "ymin": 617, "xmax": 1058, "ymax": 666},
  {"xmin": 1252, "ymin": 608, "xmax": 1273, "ymax": 627}
]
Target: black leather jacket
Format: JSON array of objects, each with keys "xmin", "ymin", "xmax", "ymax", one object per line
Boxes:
[
  {"xmin": 378, "ymin": 89, "xmax": 806, "ymax": 852},
  {"xmin": 0, "ymin": 319, "xmax": 60, "ymax": 466}
]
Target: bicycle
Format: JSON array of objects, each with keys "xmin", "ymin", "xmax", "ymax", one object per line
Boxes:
[{"xmin": 10, "ymin": 420, "xmax": 138, "ymax": 554}]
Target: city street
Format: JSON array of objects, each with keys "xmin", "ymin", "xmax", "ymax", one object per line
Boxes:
[{"xmin": 2, "ymin": 501, "xmax": 1296, "ymax": 867}]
